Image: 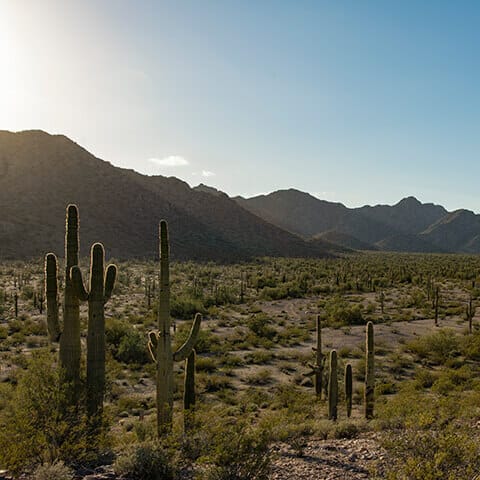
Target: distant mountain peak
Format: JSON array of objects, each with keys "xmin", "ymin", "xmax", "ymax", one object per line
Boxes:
[{"xmin": 396, "ymin": 196, "xmax": 422, "ymax": 207}]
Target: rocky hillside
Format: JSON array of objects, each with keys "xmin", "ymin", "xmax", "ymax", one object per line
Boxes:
[
  {"xmin": 236, "ymin": 189, "xmax": 480, "ymax": 253},
  {"xmin": 0, "ymin": 130, "xmax": 337, "ymax": 261}
]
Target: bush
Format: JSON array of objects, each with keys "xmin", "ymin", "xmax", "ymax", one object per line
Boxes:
[
  {"xmin": 406, "ymin": 329, "xmax": 460, "ymax": 365},
  {"xmin": 114, "ymin": 441, "xmax": 176, "ymax": 480},
  {"xmin": 0, "ymin": 350, "xmax": 108, "ymax": 474},
  {"xmin": 199, "ymin": 423, "xmax": 270, "ymax": 480},
  {"xmin": 33, "ymin": 461, "xmax": 73, "ymax": 480},
  {"xmin": 117, "ymin": 329, "xmax": 149, "ymax": 364}
]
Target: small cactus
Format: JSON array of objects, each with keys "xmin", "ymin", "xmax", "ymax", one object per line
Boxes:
[
  {"xmin": 328, "ymin": 350, "xmax": 338, "ymax": 421},
  {"xmin": 365, "ymin": 321, "xmax": 375, "ymax": 419},
  {"xmin": 345, "ymin": 364, "xmax": 352, "ymax": 418},
  {"xmin": 148, "ymin": 220, "xmax": 202, "ymax": 436},
  {"xmin": 71, "ymin": 243, "xmax": 117, "ymax": 419}
]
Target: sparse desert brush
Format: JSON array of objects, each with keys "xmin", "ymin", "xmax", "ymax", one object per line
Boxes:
[{"xmin": 0, "ymin": 350, "xmax": 110, "ymax": 474}]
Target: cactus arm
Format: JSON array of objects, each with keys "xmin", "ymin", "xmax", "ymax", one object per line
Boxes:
[
  {"xmin": 148, "ymin": 331, "xmax": 159, "ymax": 363},
  {"xmin": 173, "ymin": 313, "xmax": 202, "ymax": 362},
  {"xmin": 45, "ymin": 253, "xmax": 61, "ymax": 342},
  {"xmin": 70, "ymin": 266, "xmax": 89, "ymax": 302},
  {"xmin": 103, "ymin": 264, "xmax": 117, "ymax": 303}
]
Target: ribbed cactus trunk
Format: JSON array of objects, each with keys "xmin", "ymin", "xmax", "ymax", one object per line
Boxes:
[
  {"xmin": 148, "ymin": 220, "xmax": 202, "ymax": 437},
  {"xmin": 72, "ymin": 243, "xmax": 116, "ymax": 420},
  {"xmin": 365, "ymin": 321, "xmax": 375, "ymax": 419},
  {"xmin": 45, "ymin": 205, "xmax": 81, "ymax": 402},
  {"xmin": 315, "ymin": 315, "xmax": 323, "ymax": 398},
  {"xmin": 345, "ymin": 364, "xmax": 352, "ymax": 418},
  {"xmin": 183, "ymin": 350, "xmax": 196, "ymax": 431},
  {"xmin": 60, "ymin": 205, "xmax": 81, "ymax": 393},
  {"xmin": 328, "ymin": 350, "xmax": 338, "ymax": 421},
  {"xmin": 157, "ymin": 220, "xmax": 174, "ymax": 434}
]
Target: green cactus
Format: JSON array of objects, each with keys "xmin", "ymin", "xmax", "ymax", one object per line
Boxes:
[
  {"xmin": 44, "ymin": 204, "xmax": 81, "ymax": 398},
  {"xmin": 365, "ymin": 321, "xmax": 375, "ymax": 419},
  {"xmin": 71, "ymin": 243, "xmax": 117, "ymax": 419},
  {"xmin": 433, "ymin": 286, "xmax": 440, "ymax": 326},
  {"xmin": 466, "ymin": 295, "xmax": 476, "ymax": 334},
  {"xmin": 345, "ymin": 363, "xmax": 352, "ymax": 418},
  {"xmin": 314, "ymin": 315, "xmax": 324, "ymax": 397},
  {"xmin": 183, "ymin": 350, "xmax": 196, "ymax": 431},
  {"xmin": 147, "ymin": 220, "xmax": 202, "ymax": 436},
  {"xmin": 328, "ymin": 350, "xmax": 338, "ymax": 421}
]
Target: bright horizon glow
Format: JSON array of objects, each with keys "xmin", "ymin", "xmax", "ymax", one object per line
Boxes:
[{"xmin": 1, "ymin": 1, "xmax": 480, "ymax": 212}]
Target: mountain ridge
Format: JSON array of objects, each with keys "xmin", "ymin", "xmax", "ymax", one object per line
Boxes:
[{"xmin": 0, "ymin": 130, "xmax": 339, "ymax": 261}]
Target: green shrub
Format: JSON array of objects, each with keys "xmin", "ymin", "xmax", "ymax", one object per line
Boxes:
[
  {"xmin": 117, "ymin": 329, "xmax": 149, "ymax": 364},
  {"xmin": 406, "ymin": 329, "xmax": 460, "ymax": 365},
  {"xmin": 33, "ymin": 461, "xmax": 73, "ymax": 480},
  {"xmin": 114, "ymin": 441, "xmax": 176, "ymax": 480},
  {"xmin": 0, "ymin": 350, "xmax": 108, "ymax": 474}
]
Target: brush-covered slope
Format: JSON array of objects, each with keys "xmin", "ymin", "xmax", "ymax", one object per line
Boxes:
[
  {"xmin": 0, "ymin": 130, "xmax": 331, "ymax": 261},
  {"xmin": 237, "ymin": 189, "xmax": 480, "ymax": 254},
  {"xmin": 315, "ymin": 231, "xmax": 377, "ymax": 251},
  {"xmin": 420, "ymin": 210, "xmax": 480, "ymax": 252},
  {"xmin": 235, "ymin": 189, "xmax": 397, "ymax": 244},
  {"xmin": 358, "ymin": 196, "xmax": 447, "ymax": 234}
]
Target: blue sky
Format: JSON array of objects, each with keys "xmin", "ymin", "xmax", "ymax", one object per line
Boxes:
[{"xmin": 1, "ymin": 1, "xmax": 479, "ymax": 210}]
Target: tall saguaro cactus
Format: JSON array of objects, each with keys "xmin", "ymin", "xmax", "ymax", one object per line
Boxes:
[
  {"xmin": 71, "ymin": 243, "xmax": 117, "ymax": 418},
  {"xmin": 183, "ymin": 350, "xmax": 196, "ymax": 431},
  {"xmin": 345, "ymin": 364, "xmax": 352, "ymax": 418},
  {"xmin": 365, "ymin": 321, "xmax": 375, "ymax": 419},
  {"xmin": 148, "ymin": 220, "xmax": 202, "ymax": 436},
  {"xmin": 466, "ymin": 295, "xmax": 476, "ymax": 335},
  {"xmin": 328, "ymin": 350, "xmax": 338, "ymax": 421},
  {"xmin": 314, "ymin": 315, "xmax": 324, "ymax": 397},
  {"xmin": 45, "ymin": 204, "xmax": 81, "ymax": 397}
]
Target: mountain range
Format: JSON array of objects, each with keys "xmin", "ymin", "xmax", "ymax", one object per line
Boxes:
[
  {"xmin": 0, "ymin": 130, "xmax": 478, "ymax": 261},
  {"xmin": 0, "ymin": 130, "xmax": 342, "ymax": 261},
  {"xmin": 235, "ymin": 189, "xmax": 480, "ymax": 254}
]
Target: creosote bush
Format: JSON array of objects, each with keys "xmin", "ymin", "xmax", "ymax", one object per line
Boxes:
[{"xmin": 0, "ymin": 350, "xmax": 110, "ymax": 475}]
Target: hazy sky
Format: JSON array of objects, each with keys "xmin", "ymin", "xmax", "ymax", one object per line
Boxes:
[{"xmin": 1, "ymin": 1, "xmax": 479, "ymax": 211}]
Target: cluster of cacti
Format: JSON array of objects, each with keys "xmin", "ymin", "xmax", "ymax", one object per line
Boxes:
[
  {"xmin": 45, "ymin": 204, "xmax": 117, "ymax": 420},
  {"xmin": 324, "ymin": 322, "xmax": 374, "ymax": 421},
  {"xmin": 147, "ymin": 220, "xmax": 202, "ymax": 436}
]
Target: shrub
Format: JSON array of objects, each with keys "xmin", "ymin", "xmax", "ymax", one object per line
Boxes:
[
  {"xmin": 406, "ymin": 329, "xmax": 460, "ymax": 365},
  {"xmin": 33, "ymin": 461, "xmax": 73, "ymax": 480},
  {"xmin": 114, "ymin": 441, "xmax": 176, "ymax": 480},
  {"xmin": 199, "ymin": 423, "xmax": 270, "ymax": 480},
  {"xmin": 0, "ymin": 350, "xmax": 108, "ymax": 474}
]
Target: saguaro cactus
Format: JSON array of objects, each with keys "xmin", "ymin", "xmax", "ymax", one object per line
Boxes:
[
  {"xmin": 466, "ymin": 295, "xmax": 476, "ymax": 335},
  {"xmin": 148, "ymin": 220, "xmax": 202, "ymax": 436},
  {"xmin": 328, "ymin": 350, "xmax": 338, "ymax": 421},
  {"xmin": 71, "ymin": 243, "xmax": 117, "ymax": 418},
  {"xmin": 313, "ymin": 315, "xmax": 324, "ymax": 397},
  {"xmin": 45, "ymin": 204, "xmax": 81, "ymax": 396},
  {"xmin": 433, "ymin": 286, "xmax": 440, "ymax": 326},
  {"xmin": 183, "ymin": 350, "xmax": 196, "ymax": 431},
  {"xmin": 345, "ymin": 364, "xmax": 352, "ymax": 418},
  {"xmin": 365, "ymin": 321, "xmax": 375, "ymax": 419}
]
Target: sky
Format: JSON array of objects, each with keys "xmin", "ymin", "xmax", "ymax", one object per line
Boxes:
[{"xmin": 1, "ymin": 0, "xmax": 480, "ymax": 211}]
